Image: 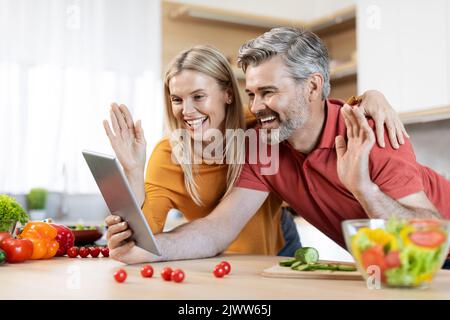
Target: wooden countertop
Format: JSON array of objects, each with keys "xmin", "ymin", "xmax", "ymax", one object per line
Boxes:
[{"xmin": 1, "ymin": 254, "xmax": 450, "ymax": 299}]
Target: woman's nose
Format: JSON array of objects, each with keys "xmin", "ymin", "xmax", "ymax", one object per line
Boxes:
[{"xmin": 182, "ymin": 100, "xmax": 196, "ymax": 115}]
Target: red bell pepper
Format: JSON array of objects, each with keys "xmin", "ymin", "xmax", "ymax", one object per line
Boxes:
[{"xmin": 50, "ymin": 224, "xmax": 75, "ymax": 256}]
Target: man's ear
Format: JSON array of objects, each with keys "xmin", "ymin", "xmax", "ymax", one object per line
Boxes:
[{"xmin": 307, "ymin": 73, "xmax": 324, "ymax": 102}]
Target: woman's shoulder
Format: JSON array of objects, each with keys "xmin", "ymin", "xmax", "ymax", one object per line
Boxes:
[
  {"xmin": 150, "ymin": 136, "xmax": 172, "ymax": 156},
  {"xmin": 148, "ymin": 137, "xmax": 177, "ymax": 167},
  {"xmin": 153, "ymin": 136, "xmax": 172, "ymax": 151},
  {"xmin": 146, "ymin": 137, "xmax": 185, "ymax": 186}
]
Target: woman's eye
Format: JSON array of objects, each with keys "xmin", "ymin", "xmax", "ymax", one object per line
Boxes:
[
  {"xmin": 194, "ymin": 95, "xmax": 205, "ymax": 100},
  {"xmin": 171, "ymin": 97, "xmax": 182, "ymax": 104}
]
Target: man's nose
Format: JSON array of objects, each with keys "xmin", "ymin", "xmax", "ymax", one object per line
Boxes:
[{"xmin": 250, "ymin": 96, "xmax": 265, "ymax": 115}]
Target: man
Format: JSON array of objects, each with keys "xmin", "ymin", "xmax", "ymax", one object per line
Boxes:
[{"xmin": 105, "ymin": 27, "xmax": 449, "ymax": 264}]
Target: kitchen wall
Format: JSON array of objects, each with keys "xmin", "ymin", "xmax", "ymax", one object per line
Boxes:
[
  {"xmin": 356, "ymin": 0, "xmax": 450, "ymax": 184},
  {"xmin": 357, "ymin": 0, "xmax": 450, "ymax": 113},
  {"xmin": 12, "ymin": 193, "xmax": 108, "ymax": 223},
  {"xmin": 406, "ymin": 119, "xmax": 450, "ymax": 179}
]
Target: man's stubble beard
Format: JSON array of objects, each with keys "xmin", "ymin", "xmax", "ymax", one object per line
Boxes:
[{"xmin": 265, "ymin": 91, "xmax": 309, "ymax": 145}]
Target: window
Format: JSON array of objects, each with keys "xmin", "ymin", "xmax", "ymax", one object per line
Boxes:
[{"xmin": 0, "ymin": 0, "xmax": 163, "ymax": 194}]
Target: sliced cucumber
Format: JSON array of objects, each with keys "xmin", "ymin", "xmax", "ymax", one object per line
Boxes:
[
  {"xmin": 292, "ymin": 263, "xmax": 313, "ymax": 271},
  {"xmin": 291, "ymin": 263, "xmax": 357, "ymax": 272},
  {"xmin": 337, "ymin": 264, "xmax": 357, "ymax": 272},
  {"xmin": 312, "ymin": 263, "xmax": 337, "ymax": 271},
  {"xmin": 279, "ymin": 258, "xmax": 297, "ymax": 267},
  {"xmin": 290, "ymin": 261, "xmax": 303, "ymax": 269},
  {"xmin": 294, "ymin": 247, "xmax": 319, "ymax": 264},
  {"xmin": 279, "ymin": 247, "xmax": 356, "ymax": 272}
]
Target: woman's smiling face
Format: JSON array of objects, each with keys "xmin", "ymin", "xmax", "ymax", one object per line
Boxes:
[{"xmin": 169, "ymin": 69, "xmax": 230, "ymax": 142}]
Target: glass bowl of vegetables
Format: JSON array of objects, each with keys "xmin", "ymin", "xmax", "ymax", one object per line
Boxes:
[{"xmin": 342, "ymin": 218, "xmax": 449, "ymax": 288}]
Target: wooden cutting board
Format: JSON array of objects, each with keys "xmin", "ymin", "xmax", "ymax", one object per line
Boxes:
[{"xmin": 262, "ymin": 260, "xmax": 363, "ymax": 281}]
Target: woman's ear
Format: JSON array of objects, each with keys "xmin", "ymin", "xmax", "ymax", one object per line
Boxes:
[{"xmin": 224, "ymin": 87, "xmax": 233, "ymax": 105}]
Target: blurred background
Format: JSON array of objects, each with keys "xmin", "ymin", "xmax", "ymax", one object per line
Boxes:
[{"xmin": 1, "ymin": 0, "xmax": 449, "ymax": 260}]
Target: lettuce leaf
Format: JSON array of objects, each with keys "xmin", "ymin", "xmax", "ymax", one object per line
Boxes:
[{"xmin": 355, "ymin": 232, "xmax": 373, "ymax": 251}]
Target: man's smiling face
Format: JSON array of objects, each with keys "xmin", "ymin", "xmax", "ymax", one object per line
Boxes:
[{"xmin": 245, "ymin": 55, "xmax": 311, "ymax": 144}]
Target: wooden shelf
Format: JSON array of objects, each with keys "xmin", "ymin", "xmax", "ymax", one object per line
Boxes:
[
  {"xmin": 330, "ymin": 60, "xmax": 357, "ymax": 81},
  {"xmin": 400, "ymin": 105, "xmax": 450, "ymax": 125},
  {"xmin": 307, "ymin": 6, "xmax": 356, "ymax": 35},
  {"xmin": 169, "ymin": 3, "xmax": 287, "ymax": 29},
  {"xmin": 166, "ymin": 1, "xmax": 357, "ymax": 101},
  {"xmin": 169, "ymin": 2, "xmax": 356, "ymax": 34}
]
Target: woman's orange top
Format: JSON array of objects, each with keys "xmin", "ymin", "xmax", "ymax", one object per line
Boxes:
[{"xmin": 141, "ymin": 137, "xmax": 285, "ymax": 255}]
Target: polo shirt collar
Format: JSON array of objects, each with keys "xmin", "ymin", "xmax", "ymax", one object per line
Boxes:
[
  {"xmin": 282, "ymin": 98, "xmax": 346, "ymax": 152},
  {"xmin": 316, "ymin": 98, "xmax": 346, "ymax": 150}
]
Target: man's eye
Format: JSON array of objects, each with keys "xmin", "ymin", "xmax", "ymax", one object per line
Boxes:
[
  {"xmin": 248, "ymin": 93, "xmax": 255, "ymax": 99},
  {"xmin": 194, "ymin": 95, "xmax": 205, "ymax": 100},
  {"xmin": 262, "ymin": 91, "xmax": 273, "ymax": 97}
]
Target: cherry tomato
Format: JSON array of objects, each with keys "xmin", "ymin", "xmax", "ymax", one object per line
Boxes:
[
  {"xmin": 140, "ymin": 264, "xmax": 154, "ymax": 278},
  {"xmin": 410, "ymin": 219, "xmax": 441, "ymax": 226},
  {"xmin": 90, "ymin": 247, "xmax": 100, "ymax": 258},
  {"xmin": 361, "ymin": 245, "xmax": 387, "ymax": 282},
  {"xmin": 161, "ymin": 267, "xmax": 173, "ymax": 281},
  {"xmin": 171, "ymin": 269, "xmax": 185, "ymax": 283},
  {"xmin": 0, "ymin": 238, "xmax": 33, "ymax": 263},
  {"xmin": 101, "ymin": 247, "xmax": 110, "ymax": 257},
  {"xmin": 385, "ymin": 251, "xmax": 401, "ymax": 269},
  {"xmin": 361, "ymin": 246, "xmax": 386, "ymax": 267},
  {"xmin": 114, "ymin": 269, "xmax": 127, "ymax": 283},
  {"xmin": 219, "ymin": 261, "xmax": 231, "ymax": 275},
  {"xmin": 410, "ymin": 231, "xmax": 446, "ymax": 248},
  {"xmin": 213, "ymin": 265, "xmax": 225, "ymax": 278},
  {"xmin": 78, "ymin": 247, "xmax": 90, "ymax": 258},
  {"xmin": 67, "ymin": 246, "xmax": 79, "ymax": 258}
]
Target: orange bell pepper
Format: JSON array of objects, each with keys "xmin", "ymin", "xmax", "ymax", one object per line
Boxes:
[{"xmin": 18, "ymin": 222, "xmax": 59, "ymax": 259}]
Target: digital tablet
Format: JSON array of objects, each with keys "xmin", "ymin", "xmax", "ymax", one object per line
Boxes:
[{"xmin": 82, "ymin": 150, "xmax": 161, "ymax": 256}]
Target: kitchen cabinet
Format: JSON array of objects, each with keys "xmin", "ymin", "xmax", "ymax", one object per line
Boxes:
[
  {"xmin": 163, "ymin": 1, "xmax": 358, "ymax": 101},
  {"xmin": 357, "ymin": 0, "xmax": 450, "ymax": 118}
]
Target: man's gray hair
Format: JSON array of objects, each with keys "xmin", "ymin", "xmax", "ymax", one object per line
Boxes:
[{"xmin": 237, "ymin": 27, "xmax": 330, "ymax": 99}]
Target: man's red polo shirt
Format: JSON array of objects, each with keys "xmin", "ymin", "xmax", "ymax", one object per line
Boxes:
[{"xmin": 236, "ymin": 99, "xmax": 450, "ymax": 248}]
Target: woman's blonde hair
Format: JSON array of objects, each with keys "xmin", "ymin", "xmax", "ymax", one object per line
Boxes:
[{"xmin": 164, "ymin": 45, "xmax": 245, "ymax": 206}]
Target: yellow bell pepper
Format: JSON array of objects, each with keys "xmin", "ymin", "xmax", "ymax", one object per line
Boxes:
[
  {"xmin": 351, "ymin": 227, "xmax": 398, "ymax": 263},
  {"xmin": 18, "ymin": 222, "xmax": 59, "ymax": 259}
]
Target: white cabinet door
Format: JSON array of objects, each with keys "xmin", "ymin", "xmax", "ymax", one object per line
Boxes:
[{"xmin": 357, "ymin": 0, "xmax": 449, "ymax": 112}]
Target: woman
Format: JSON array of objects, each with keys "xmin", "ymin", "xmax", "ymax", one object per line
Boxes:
[{"xmin": 103, "ymin": 45, "xmax": 407, "ymax": 262}]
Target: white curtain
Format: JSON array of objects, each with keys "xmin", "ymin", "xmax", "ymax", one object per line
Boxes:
[{"xmin": 0, "ymin": 0, "xmax": 163, "ymax": 194}]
